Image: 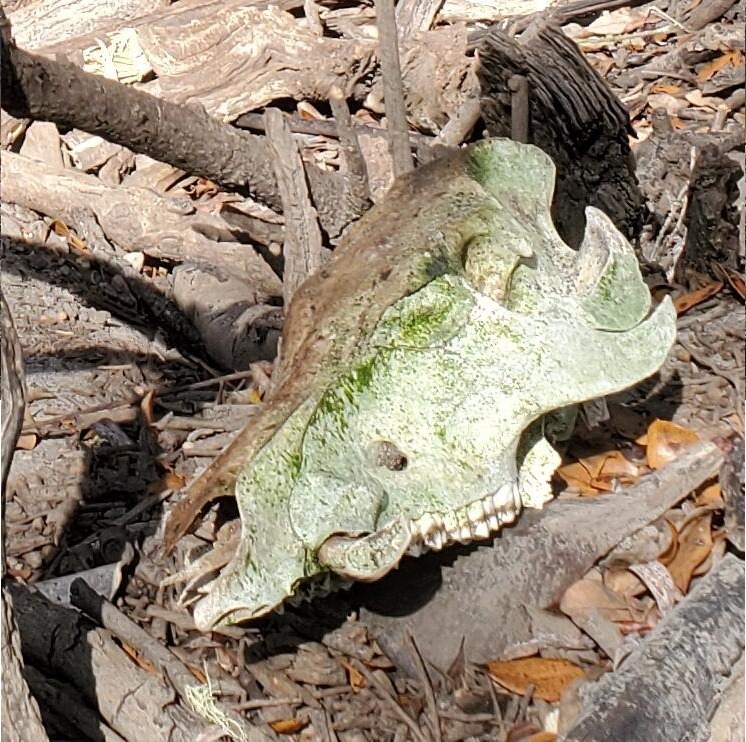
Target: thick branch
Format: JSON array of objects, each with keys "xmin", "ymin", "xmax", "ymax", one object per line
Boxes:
[{"xmin": 0, "ymin": 38, "xmax": 362, "ymax": 237}]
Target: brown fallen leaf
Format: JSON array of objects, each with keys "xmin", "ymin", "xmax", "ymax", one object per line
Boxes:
[
  {"xmin": 525, "ymin": 733, "xmax": 559, "ymax": 742},
  {"xmin": 121, "ymin": 642, "xmax": 157, "ymax": 673},
  {"xmin": 270, "ymin": 719, "xmax": 308, "ymax": 734},
  {"xmin": 666, "ymin": 511, "xmax": 713, "ymax": 592},
  {"xmin": 697, "ymin": 50, "xmax": 744, "ymax": 83},
  {"xmin": 15, "ymin": 432, "xmax": 38, "ymax": 450},
  {"xmin": 560, "ymin": 576, "xmax": 632, "ymax": 624},
  {"xmin": 580, "ymin": 450, "xmax": 641, "ymax": 483},
  {"xmin": 643, "ymin": 420, "xmax": 700, "ymax": 469},
  {"xmin": 338, "ymin": 657, "xmax": 365, "ymax": 692},
  {"xmin": 651, "ymin": 82, "xmax": 681, "ymax": 95},
  {"xmin": 694, "ymin": 481, "xmax": 723, "ymax": 507},
  {"xmin": 673, "ymin": 282, "xmax": 723, "ymax": 315},
  {"xmin": 711, "ymin": 262, "xmax": 746, "ymax": 300},
  {"xmin": 557, "ymin": 450, "xmax": 641, "ymax": 495},
  {"xmin": 486, "ymin": 657, "xmax": 584, "ymax": 703}
]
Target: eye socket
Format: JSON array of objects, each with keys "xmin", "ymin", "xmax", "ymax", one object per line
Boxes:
[{"xmin": 372, "ymin": 440, "xmax": 408, "ymax": 471}]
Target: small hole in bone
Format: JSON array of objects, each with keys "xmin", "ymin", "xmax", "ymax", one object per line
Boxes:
[{"xmin": 372, "ymin": 440, "xmax": 408, "ymax": 471}]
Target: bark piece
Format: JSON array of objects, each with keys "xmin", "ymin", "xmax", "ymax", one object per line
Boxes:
[
  {"xmin": 564, "ymin": 555, "xmax": 745, "ymax": 741},
  {"xmin": 478, "ymin": 21, "xmax": 642, "ymax": 247},
  {"xmin": 374, "ymin": 0, "xmax": 414, "ymax": 175},
  {"xmin": 721, "ymin": 436, "xmax": 745, "ymax": 551},
  {"xmin": 173, "ymin": 264, "xmax": 283, "ymax": 371},
  {"xmin": 17, "ymin": 120, "xmax": 62, "ymax": 167},
  {"xmin": 265, "ymin": 109, "xmax": 325, "ymax": 305},
  {"xmin": 2, "ymin": 151, "xmax": 282, "ymax": 299},
  {"xmin": 0, "ymin": 290, "xmax": 48, "ymax": 742},
  {"xmin": 7, "ymin": 0, "xmax": 168, "ymax": 51},
  {"xmin": 8, "ymin": 584, "xmax": 214, "ymax": 741},
  {"xmin": 136, "ymin": 3, "xmax": 374, "ymax": 122},
  {"xmin": 329, "ymin": 86, "xmax": 371, "ymax": 210},
  {"xmin": 359, "ymin": 442, "xmax": 724, "ymax": 675}
]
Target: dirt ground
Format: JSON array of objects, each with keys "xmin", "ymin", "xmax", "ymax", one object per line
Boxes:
[{"xmin": 1, "ymin": 0, "xmax": 744, "ymax": 739}]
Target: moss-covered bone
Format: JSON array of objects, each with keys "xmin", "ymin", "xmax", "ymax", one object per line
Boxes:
[{"xmin": 191, "ymin": 139, "xmax": 676, "ymax": 629}]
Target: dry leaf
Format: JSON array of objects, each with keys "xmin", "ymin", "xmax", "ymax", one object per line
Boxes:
[
  {"xmin": 525, "ymin": 734, "xmax": 559, "ymax": 742},
  {"xmin": 486, "ymin": 657, "xmax": 584, "ymax": 702},
  {"xmin": 579, "ymin": 450, "xmax": 640, "ymax": 482},
  {"xmin": 556, "ymin": 460, "xmax": 612, "ymax": 494},
  {"xmin": 711, "ymin": 262, "xmax": 746, "ymax": 300},
  {"xmin": 685, "ymin": 89, "xmax": 724, "ymax": 110},
  {"xmin": 557, "ymin": 451, "xmax": 640, "ymax": 494},
  {"xmin": 673, "ymin": 282, "xmax": 723, "ymax": 314},
  {"xmin": 270, "ymin": 719, "xmax": 308, "ymax": 734},
  {"xmin": 121, "ymin": 642, "xmax": 157, "ymax": 673},
  {"xmin": 15, "ymin": 432, "xmax": 38, "ymax": 450},
  {"xmin": 646, "ymin": 93, "xmax": 687, "ymax": 114},
  {"xmin": 651, "ymin": 82, "xmax": 681, "ymax": 95},
  {"xmin": 694, "ymin": 481, "xmax": 723, "ymax": 507},
  {"xmin": 339, "ymin": 658, "xmax": 365, "ymax": 691},
  {"xmin": 644, "ymin": 420, "xmax": 700, "ymax": 469},
  {"xmin": 560, "ymin": 576, "xmax": 631, "ymax": 623},
  {"xmin": 604, "ymin": 568, "xmax": 647, "ymax": 598},
  {"xmin": 188, "ymin": 665, "xmax": 207, "ymax": 683},
  {"xmin": 666, "ymin": 511, "xmax": 713, "ymax": 592},
  {"xmin": 164, "ymin": 470, "xmax": 186, "ymax": 490},
  {"xmin": 697, "ymin": 50, "xmax": 744, "ymax": 82},
  {"xmin": 140, "ymin": 389, "xmax": 155, "ymax": 427}
]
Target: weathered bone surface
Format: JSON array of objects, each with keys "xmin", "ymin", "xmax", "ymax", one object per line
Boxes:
[{"xmin": 184, "ymin": 139, "xmax": 676, "ymax": 629}]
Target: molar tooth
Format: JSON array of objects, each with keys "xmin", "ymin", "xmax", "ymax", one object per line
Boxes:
[
  {"xmin": 443, "ymin": 511, "xmax": 459, "ymax": 534},
  {"xmin": 472, "ymin": 520, "xmax": 490, "ymax": 539},
  {"xmin": 458, "ymin": 524, "xmax": 472, "ymax": 542},
  {"xmin": 425, "ymin": 528, "xmax": 445, "ymax": 550},
  {"xmin": 416, "ymin": 514, "xmax": 435, "ymax": 538},
  {"xmin": 467, "ymin": 500, "xmax": 485, "ymax": 524},
  {"xmin": 487, "ymin": 513, "xmax": 500, "ymax": 531},
  {"xmin": 482, "ymin": 494, "xmax": 496, "ymax": 516}
]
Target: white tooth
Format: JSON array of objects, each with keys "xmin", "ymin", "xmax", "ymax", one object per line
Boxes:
[
  {"xmin": 472, "ymin": 520, "xmax": 490, "ymax": 538},
  {"xmin": 425, "ymin": 529, "xmax": 445, "ymax": 550},
  {"xmin": 443, "ymin": 510, "xmax": 459, "ymax": 534},
  {"xmin": 482, "ymin": 494, "xmax": 496, "ymax": 516},
  {"xmin": 416, "ymin": 514, "xmax": 435, "ymax": 537},
  {"xmin": 458, "ymin": 524, "xmax": 472, "ymax": 542},
  {"xmin": 487, "ymin": 513, "xmax": 500, "ymax": 531},
  {"xmin": 467, "ymin": 500, "xmax": 485, "ymax": 524},
  {"xmin": 408, "ymin": 542, "xmax": 423, "ymax": 557}
]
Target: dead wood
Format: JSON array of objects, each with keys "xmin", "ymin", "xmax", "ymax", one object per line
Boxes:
[
  {"xmin": 564, "ymin": 555, "xmax": 745, "ymax": 741},
  {"xmin": 2, "ymin": 151, "xmax": 283, "ymax": 299},
  {"xmin": 0, "ymin": 290, "xmax": 48, "ymax": 742},
  {"xmin": 134, "ymin": 2, "xmax": 374, "ymax": 123},
  {"xmin": 265, "ymin": 108, "xmax": 326, "ymax": 305},
  {"xmin": 329, "ymin": 86, "xmax": 371, "ymax": 210},
  {"xmin": 24, "ymin": 665, "xmax": 125, "ymax": 742},
  {"xmin": 478, "ymin": 21, "xmax": 642, "ymax": 247},
  {"xmin": 684, "ymin": 0, "xmax": 738, "ymax": 31},
  {"xmin": 0, "ymin": 291, "xmax": 25, "ymax": 493},
  {"xmin": 395, "ymin": 0, "xmax": 445, "ymax": 38},
  {"xmin": 69, "ymin": 578, "xmax": 271, "ymax": 742},
  {"xmin": 7, "ymin": 0, "xmax": 168, "ymax": 52},
  {"xmin": 8, "ymin": 583, "xmax": 217, "ymax": 741},
  {"xmin": 0, "ymin": 39, "xmax": 364, "ymax": 238},
  {"xmin": 360, "ymin": 441, "xmax": 724, "ymax": 675},
  {"xmin": 374, "ymin": 0, "xmax": 415, "ymax": 175}
]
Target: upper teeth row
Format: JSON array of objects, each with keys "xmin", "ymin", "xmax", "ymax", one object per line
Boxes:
[{"xmin": 408, "ymin": 482, "xmax": 521, "ymax": 554}]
